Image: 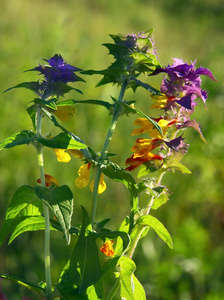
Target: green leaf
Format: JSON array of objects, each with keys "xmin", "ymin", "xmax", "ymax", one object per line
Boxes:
[
  {"xmin": 137, "ymin": 215, "xmax": 173, "ymax": 248},
  {"xmin": 162, "ymin": 157, "xmax": 192, "ymax": 174},
  {"xmin": 120, "ymin": 102, "xmax": 162, "ymax": 135},
  {"xmin": 0, "ymin": 273, "xmax": 44, "ymax": 297},
  {"xmin": 34, "ymin": 185, "xmax": 73, "ymax": 244},
  {"xmin": 102, "ymin": 161, "xmax": 139, "ymax": 212},
  {"xmin": 134, "ymin": 78, "xmax": 162, "ymax": 95},
  {"xmin": 57, "ymin": 206, "xmax": 102, "ymax": 298},
  {"xmin": 0, "ymin": 185, "xmax": 43, "ymax": 246},
  {"xmin": 45, "ymin": 82, "xmax": 83, "ymax": 97},
  {"xmin": 37, "ymin": 132, "xmax": 87, "ymax": 150},
  {"xmin": 57, "ymin": 99, "xmax": 112, "ymax": 110},
  {"xmin": 4, "ymin": 81, "xmax": 41, "ymax": 94},
  {"xmin": 8, "ymin": 216, "xmax": 56, "ymax": 244},
  {"xmin": 0, "ymin": 130, "xmax": 35, "ymax": 150},
  {"xmin": 118, "ymin": 256, "xmax": 146, "ymax": 300}
]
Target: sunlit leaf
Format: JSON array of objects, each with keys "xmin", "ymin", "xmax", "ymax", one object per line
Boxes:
[
  {"xmin": 8, "ymin": 216, "xmax": 56, "ymax": 244},
  {"xmin": 137, "ymin": 215, "xmax": 173, "ymax": 248},
  {"xmin": 162, "ymin": 157, "xmax": 191, "ymax": 174},
  {"xmin": 37, "ymin": 132, "xmax": 87, "ymax": 150},
  {"xmin": 0, "ymin": 186, "xmax": 43, "ymax": 245},
  {"xmin": 0, "ymin": 273, "xmax": 44, "ymax": 297},
  {"xmin": 0, "ymin": 130, "xmax": 35, "ymax": 150},
  {"xmin": 118, "ymin": 256, "xmax": 146, "ymax": 300}
]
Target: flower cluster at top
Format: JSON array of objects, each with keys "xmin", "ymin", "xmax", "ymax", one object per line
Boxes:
[
  {"xmin": 125, "ymin": 58, "xmax": 217, "ymax": 172},
  {"xmin": 30, "ymin": 54, "xmax": 83, "ymax": 99}
]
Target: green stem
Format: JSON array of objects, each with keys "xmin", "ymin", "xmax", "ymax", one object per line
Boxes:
[
  {"xmin": 126, "ymin": 170, "xmax": 166, "ymax": 260},
  {"xmin": 90, "ymin": 79, "xmax": 128, "ymax": 228},
  {"xmin": 36, "ymin": 107, "xmax": 52, "ymax": 299},
  {"xmin": 105, "ymin": 277, "xmax": 120, "ymax": 300}
]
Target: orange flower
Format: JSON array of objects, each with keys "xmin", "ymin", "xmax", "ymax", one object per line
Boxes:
[
  {"xmin": 125, "ymin": 152, "xmax": 163, "ymax": 171},
  {"xmin": 131, "ymin": 138, "xmax": 162, "ymax": 158},
  {"xmin": 100, "ymin": 240, "xmax": 115, "ymax": 257},
  {"xmin": 37, "ymin": 174, "xmax": 59, "ymax": 187}
]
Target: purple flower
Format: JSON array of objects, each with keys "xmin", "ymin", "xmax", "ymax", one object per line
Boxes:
[
  {"xmin": 35, "ymin": 54, "xmax": 81, "ymax": 84},
  {"xmin": 155, "ymin": 58, "xmax": 217, "ymax": 110}
]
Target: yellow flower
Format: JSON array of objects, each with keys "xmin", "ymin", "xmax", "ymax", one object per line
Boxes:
[
  {"xmin": 131, "ymin": 118, "xmax": 155, "ymax": 136},
  {"xmin": 75, "ymin": 163, "xmax": 91, "ymax": 188},
  {"xmin": 75, "ymin": 164, "xmax": 107, "ymax": 194},
  {"xmin": 89, "ymin": 173, "xmax": 107, "ymax": 195},
  {"xmin": 37, "ymin": 174, "xmax": 59, "ymax": 187},
  {"xmin": 149, "ymin": 119, "xmax": 178, "ymax": 139},
  {"xmin": 53, "ymin": 105, "xmax": 75, "ymax": 121},
  {"xmin": 100, "ymin": 240, "xmax": 115, "ymax": 257},
  {"xmin": 150, "ymin": 94, "xmax": 175, "ymax": 109},
  {"xmin": 54, "ymin": 149, "xmax": 84, "ymax": 163}
]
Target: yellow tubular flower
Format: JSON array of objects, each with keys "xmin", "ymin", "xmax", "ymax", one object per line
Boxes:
[
  {"xmin": 53, "ymin": 105, "xmax": 75, "ymax": 121},
  {"xmin": 75, "ymin": 163, "xmax": 91, "ymax": 188},
  {"xmin": 55, "ymin": 149, "xmax": 84, "ymax": 163},
  {"xmin": 68, "ymin": 149, "xmax": 84, "ymax": 159},
  {"xmin": 89, "ymin": 173, "xmax": 107, "ymax": 194},
  {"xmin": 131, "ymin": 118, "xmax": 154, "ymax": 136},
  {"xmin": 150, "ymin": 94, "xmax": 175, "ymax": 109},
  {"xmin": 149, "ymin": 119, "xmax": 178, "ymax": 139},
  {"xmin": 54, "ymin": 149, "xmax": 71, "ymax": 163}
]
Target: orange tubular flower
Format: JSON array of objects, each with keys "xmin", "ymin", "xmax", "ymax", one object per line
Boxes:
[
  {"xmin": 100, "ymin": 240, "xmax": 115, "ymax": 257},
  {"xmin": 131, "ymin": 138, "xmax": 162, "ymax": 158},
  {"xmin": 125, "ymin": 152, "xmax": 163, "ymax": 171},
  {"xmin": 37, "ymin": 174, "xmax": 59, "ymax": 187}
]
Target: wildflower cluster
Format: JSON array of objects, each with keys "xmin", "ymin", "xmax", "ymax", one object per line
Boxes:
[
  {"xmin": 0, "ymin": 30, "xmax": 216, "ymax": 300},
  {"xmin": 126, "ymin": 58, "xmax": 217, "ymax": 175}
]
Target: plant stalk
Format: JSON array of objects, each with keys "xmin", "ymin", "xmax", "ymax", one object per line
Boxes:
[
  {"xmin": 90, "ymin": 79, "xmax": 128, "ymax": 228},
  {"xmin": 36, "ymin": 107, "xmax": 52, "ymax": 299}
]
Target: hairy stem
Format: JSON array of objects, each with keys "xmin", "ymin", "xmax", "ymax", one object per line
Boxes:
[
  {"xmin": 36, "ymin": 107, "xmax": 52, "ymax": 299},
  {"xmin": 90, "ymin": 79, "xmax": 128, "ymax": 228}
]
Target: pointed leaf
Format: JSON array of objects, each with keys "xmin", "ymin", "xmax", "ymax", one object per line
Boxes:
[
  {"xmin": 37, "ymin": 132, "xmax": 87, "ymax": 150},
  {"xmin": 121, "ymin": 102, "xmax": 162, "ymax": 135},
  {"xmin": 4, "ymin": 81, "xmax": 41, "ymax": 94},
  {"xmin": 34, "ymin": 185, "xmax": 73, "ymax": 244},
  {"xmin": 0, "ymin": 273, "xmax": 44, "ymax": 296},
  {"xmin": 0, "ymin": 185, "xmax": 43, "ymax": 245},
  {"xmin": 0, "ymin": 130, "xmax": 35, "ymax": 150},
  {"xmin": 102, "ymin": 161, "xmax": 139, "ymax": 212},
  {"xmin": 162, "ymin": 157, "xmax": 191, "ymax": 174},
  {"xmin": 57, "ymin": 206, "xmax": 102, "ymax": 298},
  {"xmin": 137, "ymin": 215, "xmax": 173, "ymax": 248},
  {"xmin": 118, "ymin": 256, "xmax": 146, "ymax": 300},
  {"xmin": 8, "ymin": 216, "xmax": 56, "ymax": 244}
]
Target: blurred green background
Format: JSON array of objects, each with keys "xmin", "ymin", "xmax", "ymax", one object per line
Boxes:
[{"xmin": 0, "ymin": 0, "xmax": 223, "ymax": 299}]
